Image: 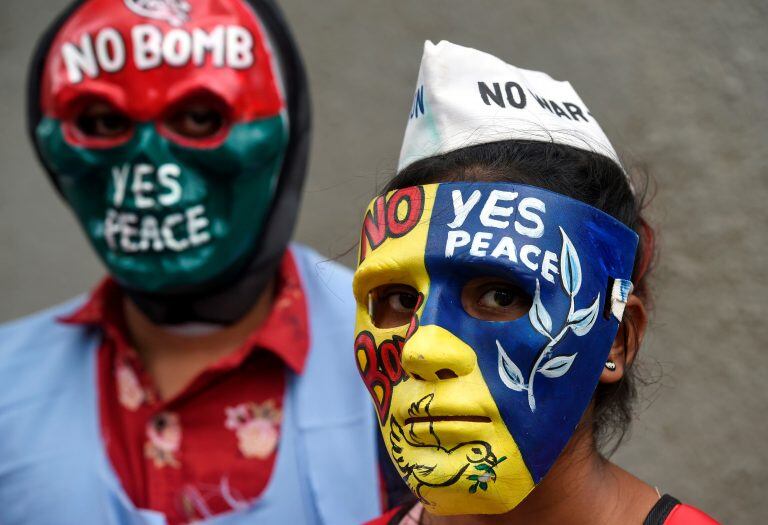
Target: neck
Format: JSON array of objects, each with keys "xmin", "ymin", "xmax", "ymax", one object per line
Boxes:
[
  {"xmin": 123, "ymin": 277, "xmax": 276, "ymax": 400},
  {"xmin": 424, "ymin": 424, "xmax": 658, "ymax": 525}
]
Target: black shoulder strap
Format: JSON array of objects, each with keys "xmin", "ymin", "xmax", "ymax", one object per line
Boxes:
[{"xmin": 644, "ymin": 494, "xmax": 681, "ymax": 525}]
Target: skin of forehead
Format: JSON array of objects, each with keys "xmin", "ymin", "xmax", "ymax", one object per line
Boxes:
[{"xmin": 39, "ymin": 0, "xmax": 283, "ymax": 122}]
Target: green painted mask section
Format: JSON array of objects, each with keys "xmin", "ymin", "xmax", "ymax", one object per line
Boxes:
[{"xmin": 35, "ymin": 116, "xmax": 288, "ymax": 293}]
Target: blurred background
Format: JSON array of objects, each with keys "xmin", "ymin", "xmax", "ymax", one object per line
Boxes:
[{"xmin": 1, "ymin": 1, "xmax": 766, "ymax": 522}]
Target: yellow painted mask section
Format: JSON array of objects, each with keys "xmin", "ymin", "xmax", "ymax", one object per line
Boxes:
[{"xmin": 353, "ymin": 183, "xmax": 535, "ymax": 515}]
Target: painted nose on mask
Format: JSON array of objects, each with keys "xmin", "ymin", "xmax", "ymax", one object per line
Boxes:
[
  {"xmin": 132, "ymin": 123, "xmax": 173, "ymax": 166},
  {"xmin": 401, "ymin": 325, "xmax": 477, "ymax": 382}
]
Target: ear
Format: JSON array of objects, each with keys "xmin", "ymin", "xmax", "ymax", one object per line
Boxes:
[{"xmin": 600, "ymin": 294, "xmax": 647, "ymax": 384}]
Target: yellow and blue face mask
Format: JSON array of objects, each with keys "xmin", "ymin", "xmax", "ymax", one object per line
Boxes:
[{"xmin": 353, "ymin": 182, "xmax": 638, "ymax": 514}]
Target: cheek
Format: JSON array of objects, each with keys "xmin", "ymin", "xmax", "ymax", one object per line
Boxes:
[
  {"xmin": 354, "ymin": 327, "xmax": 410, "ymax": 424},
  {"xmin": 37, "ymin": 118, "xmax": 104, "ymax": 177},
  {"xmin": 169, "ymin": 115, "xmax": 287, "ymax": 180}
]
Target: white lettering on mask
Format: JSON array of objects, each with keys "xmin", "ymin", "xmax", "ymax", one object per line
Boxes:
[
  {"xmin": 490, "ymin": 236, "xmax": 517, "ymax": 262},
  {"xmin": 157, "ymin": 164, "xmax": 182, "ymax": 206},
  {"xmin": 448, "ymin": 189, "xmax": 481, "ymax": 229},
  {"xmin": 111, "ymin": 164, "xmax": 131, "ymax": 207},
  {"xmin": 62, "ymin": 25, "xmax": 255, "ymax": 84},
  {"xmin": 132, "ymin": 25, "xmax": 163, "ymax": 69},
  {"xmin": 479, "ymin": 190, "xmax": 518, "ymax": 228},
  {"xmin": 95, "ymin": 28, "xmax": 125, "ymax": 73},
  {"xmin": 444, "ymin": 188, "xmax": 554, "ymax": 281},
  {"xmin": 61, "ymin": 34, "xmax": 100, "ymax": 84},
  {"xmin": 103, "ymin": 162, "xmax": 211, "ymax": 254},
  {"xmin": 445, "ymin": 230, "xmax": 471, "ymax": 257},
  {"xmin": 191, "ymin": 26, "xmax": 225, "ymax": 67},
  {"xmin": 162, "ymin": 28, "xmax": 193, "ymax": 67},
  {"xmin": 104, "ymin": 206, "xmax": 211, "ymax": 254},
  {"xmin": 515, "ymin": 197, "xmax": 546, "ymax": 238},
  {"xmin": 132, "ymin": 164, "xmax": 155, "ymax": 209}
]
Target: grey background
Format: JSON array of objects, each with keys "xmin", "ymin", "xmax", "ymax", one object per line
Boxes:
[{"xmin": 1, "ymin": 0, "xmax": 766, "ymax": 522}]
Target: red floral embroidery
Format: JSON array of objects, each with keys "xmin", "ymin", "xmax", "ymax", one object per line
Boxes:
[
  {"xmin": 179, "ymin": 477, "xmax": 250, "ymax": 521},
  {"xmin": 145, "ymin": 412, "xmax": 182, "ymax": 468},
  {"xmin": 116, "ymin": 359, "xmax": 145, "ymax": 411},
  {"xmin": 225, "ymin": 401, "xmax": 282, "ymax": 459}
]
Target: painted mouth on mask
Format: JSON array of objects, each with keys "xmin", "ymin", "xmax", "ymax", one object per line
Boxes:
[{"xmin": 404, "ymin": 415, "xmax": 492, "ymax": 425}]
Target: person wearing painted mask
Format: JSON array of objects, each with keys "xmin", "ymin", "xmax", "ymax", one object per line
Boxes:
[
  {"xmin": 357, "ymin": 42, "xmax": 720, "ymax": 525},
  {"xmin": 0, "ymin": 1, "xmax": 381, "ymax": 523}
]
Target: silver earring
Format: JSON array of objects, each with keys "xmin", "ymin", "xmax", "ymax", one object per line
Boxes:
[{"xmin": 605, "ymin": 360, "xmax": 617, "ymax": 371}]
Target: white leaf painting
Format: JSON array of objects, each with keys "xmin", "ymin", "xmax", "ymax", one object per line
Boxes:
[
  {"xmin": 538, "ymin": 354, "xmax": 578, "ymax": 378},
  {"xmin": 529, "ymin": 280, "xmax": 552, "ymax": 338},
  {"xmin": 497, "ymin": 340, "xmax": 526, "ymax": 392},
  {"xmin": 567, "ymin": 293, "xmax": 601, "ymax": 336},
  {"xmin": 497, "ymin": 227, "xmax": 603, "ymax": 411},
  {"xmin": 559, "ymin": 227, "xmax": 582, "ymax": 297}
]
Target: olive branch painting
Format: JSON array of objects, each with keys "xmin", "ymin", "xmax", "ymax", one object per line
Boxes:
[{"xmin": 497, "ymin": 227, "xmax": 601, "ymax": 411}]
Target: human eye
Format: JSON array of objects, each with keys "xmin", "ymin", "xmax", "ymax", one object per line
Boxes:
[
  {"xmin": 367, "ymin": 284, "xmax": 419, "ymax": 328},
  {"xmin": 75, "ymin": 99, "xmax": 132, "ymax": 139},
  {"xmin": 462, "ymin": 277, "xmax": 531, "ymax": 321},
  {"xmin": 163, "ymin": 92, "xmax": 229, "ymax": 141}
]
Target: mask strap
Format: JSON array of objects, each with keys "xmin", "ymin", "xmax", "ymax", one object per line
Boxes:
[{"xmin": 606, "ymin": 278, "xmax": 633, "ymax": 322}]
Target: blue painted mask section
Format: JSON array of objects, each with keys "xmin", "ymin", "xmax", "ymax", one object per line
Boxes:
[{"xmin": 420, "ymin": 182, "xmax": 638, "ymax": 482}]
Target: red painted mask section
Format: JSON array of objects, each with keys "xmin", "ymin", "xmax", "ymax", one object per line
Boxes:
[{"xmin": 40, "ymin": 0, "xmax": 284, "ymax": 128}]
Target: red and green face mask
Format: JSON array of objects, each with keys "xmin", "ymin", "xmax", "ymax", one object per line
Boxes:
[{"xmin": 35, "ymin": 0, "xmax": 289, "ymax": 293}]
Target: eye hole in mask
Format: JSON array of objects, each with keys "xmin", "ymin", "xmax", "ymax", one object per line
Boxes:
[
  {"xmin": 161, "ymin": 91, "xmax": 231, "ymax": 146},
  {"xmin": 74, "ymin": 98, "xmax": 133, "ymax": 144},
  {"xmin": 461, "ymin": 277, "xmax": 532, "ymax": 322},
  {"xmin": 368, "ymin": 284, "xmax": 419, "ymax": 328}
]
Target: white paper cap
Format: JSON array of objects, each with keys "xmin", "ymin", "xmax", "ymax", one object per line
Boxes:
[{"xmin": 398, "ymin": 41, "xmax": 623, "ymax": 173}]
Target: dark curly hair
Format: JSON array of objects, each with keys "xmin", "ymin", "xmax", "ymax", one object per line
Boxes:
[{"xmin": 381, "ymin": 139, "xmax": 656, "ymax": 455}]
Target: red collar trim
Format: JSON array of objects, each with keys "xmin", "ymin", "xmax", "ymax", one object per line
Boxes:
[{"xmin": 59, "ymin": 278, "xmax": 120, "ymax": 326}]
